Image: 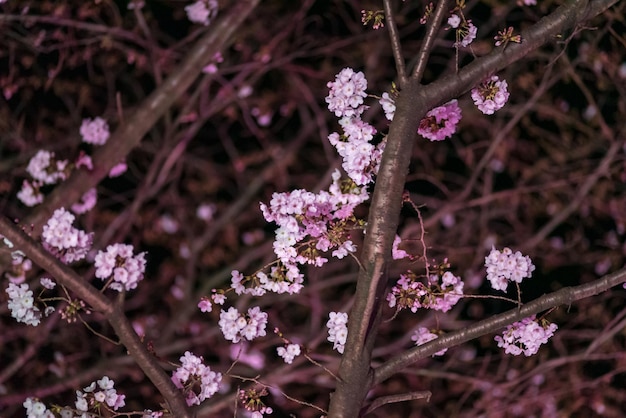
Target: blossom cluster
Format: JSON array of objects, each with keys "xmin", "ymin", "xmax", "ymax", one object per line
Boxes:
[
  {"xmin": 18, "ymin": 117, "xmax": 108, "ymax": 209},
  {"xmin": 448, "ymin": 14, "xmax": 477, "ymax": 47},
  {"xmin": 379, "ymin": 92, "xmax": 396, "ymax": 121},
  {"xmin": 23, "ymin": 398, "xmax": 54, "ymax": 418},
  {"xmin": 197, "ymin": 292, "xmax": 226, "ymax": 313},
  {"xmin": 417, "ymin": 99, "xmax": 462, "ymax": 141},
  {"xmin": 171, "ymin": 351, "xmax": 222, "ymax": 406},
  {"xmin": 94, "ymin": 243, "xmax": 147, "ymax": 292},
  {"xmin": 230, "ymin": 263, "xmax": 304, "ymax": 297},
  {"xmin": 76, "ymin": 376, "xmax": 126, "ymax": 412},
  {"xmin": 259, "ymin": 169, "xmax": 367, "ymax": 273},
  {"xmin": 471, "ymin": 75, "xmax": 510, "ymax": 114},
  {"xmin": 80, "ymin": 116, "xmax": 110, "ymax": 145},
  {"xmin": 18, "ymin": 150, "xmax": 69, "ymax": 207},
  {"xmin": 484, "ymin": 246, "xmax": 535, "ymax": 292},
  {"xmin": 24, "ymin": 376, "xmax": 126, "ymax": 417},
  {"xmin": 42, "ymin": 208, "xmax": 93, "ymax": 264},
  {"xmin": 185, "ymin": 0, "xmax": 218, "ymax": 26},
  {"xmin": 240, "ymin": 388, "xmax": 273, "ymax": 417},
  {"xmin": 6, "ymin": 282, "xmax": 42, "ymax": 326},
  {"xmin": 277, "ymin": 343, "xmax": 301, "ymax": 364},
  {"xmin": 495, "ymin": 315, "xmax": 558, "ymax": 356},
  {"xmin": 326, "ymin": 311, "xmax": 348, "ymax": 354},
  {"xmin": 411, "ymin": 327, "xmax": 447, "ymax": 356},
  {"xmin": 387, "ymin": 270, "xmax": 464, "ymax": 313},
  {"xmin": 6, "ymin": 250, "xmax": 32, "ymax": 283},
  {"xmin": 325, "ymin": 67, "xmax": 368, "ymax": 118},
  {"xmin": 218, "ymin": 306, "xmax": 268, "ymax": 343},
  {"xmin": 328, "ymin": 117, "xmax": 384, "ymax": 185}
]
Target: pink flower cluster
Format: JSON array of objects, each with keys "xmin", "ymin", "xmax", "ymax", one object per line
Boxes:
[
  {"xmin": 218, "ymin": 306, "xmax": 268, "ymax": 343},
  {"xmin": 260, "ymin": 170, "xmax": 367, "ymax": 270},
  {"xmin": 448, "ymin": 14, "xmax": 477, "ymax": 47},
  {"xmin": 277, "ymin": 343, "xmax": 301, "ymax": 364},
  {"xmin": 71, "ymin": 188, "xmax": 98, "ymax": 214},
  {"xmin": 325, "ymin": 67, "xmax": 368, "ymax": 118},
  {"xmin": 484, "ymin": 246, "xmax": 535, "ymax": 292},
  {"xmin": 328, "ymin": 118, "xmax": 384, "ymax": 185},
  {"xmin": 6, "ymin": 282, "xmax": 41, "ymax": 326},
  {"xmin": 185, "ymin": 0, "xmax": 218, "ymax": 26},
  {"xmin": 417, "ymin": 99, "xmax": 462, "ymax": 141},
  {"xmin": 80, "ymin": 116, "xmax": 110, "ymax": 145},
  {"xmin": 26, "ymin": 150, "xmax": 68, "ymax": 184},
  {"xmin": 171, "ymin": 351, "xmax": 222, "ymax": 406},
  {"xmin": 94, "ymin": 243, "xmax": 146, "ymax": 292},
  {"xmin": 75, "ymin": 376, "xmax": 125, "ymax": 412},
  {"xmin": 18, "ymin": 150, "xmax": 69, "ymax": 207},
  {"xmin": 387, "ymin": 271, "xmax": 464, "ymax": 313},
  {"xmin": 326, "ymin": 311, "xmax": 348, "ymax": 354},
  {"xmin": 42, "ymin": 208, "xmax": 93, "ymax": 264},
  {"xmin": 411, "ymin": 327, "xmax": 447, "ymax": 356},
  {"xmin": 494, "ymin": 315, "xmax": 558, "ymax": 356},
  {"xmin": 231, "ymin": 265, "xmax": 304, "ymax": 296},
  {"xmin": 471, "ymin": 75, "xmax": 510, "ymax": 114},
  {"xmin": 379, "ymin": 92, "xmax": 396, "ymax": 121},
  {"xmin": 23, "ymin": 398, "xmax": 54, "ymax": 418},
  {"xmin": 197, "ymin": 292, "xmax": 225, "ymax": 313}
]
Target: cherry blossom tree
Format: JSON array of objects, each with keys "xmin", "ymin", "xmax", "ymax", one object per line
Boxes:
[{"xmin": 1, "ymin": 0, "xmax": 625, "ymax": 417}]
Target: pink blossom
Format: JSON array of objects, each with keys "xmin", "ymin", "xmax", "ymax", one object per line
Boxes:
[
  {"xmin": 484, "ymin": 246, "xmax": 535, "ymax": 292},
  {"xmin": 94, "ymin": 243, "xmax": 146, "ymax": 291},
  {"xmin": 6, "ymin": 283, "xmax": 41, "ymax": 326},
  {"xmin": 277, "ymin": 343, "xmax": 301, "ymax": 364},
  {"xmin": 80, "ymin": 117, "xmax": 110, "ymax": 145},
  {"xmin": 471, "ymin": 76, "xmax": 510, "ymax": 114},
  {"xmin": 327, "ymin": 311, "xmax": 348, "ymax": 353},
  {"xmin": 418, "ymin": 99, "xmax": 462, "ymax": 141},
  {"xmin": 171, "ymin": 351, "xmax": 222, "ymax": 406},
  {"xmin": 26, "ymin": 150, "xmax": 67, "ymax": 185},
  {"xmin": 42, "ymin": 208, "xmax": 93, "ymax": 264},
  {"xmin": 71, "ymin": 188, "xmax": 97, "ymax": 214},
  {"xmin": 109, "ymin": 162, "xmax": 128, "ymax": 177},
  {"xmin": 17, "ymin": 180, "xmax": 43, "ymax": 207},
  {"xmin": 379, "ymin": 92, "xmax": 396, "ymax": 121},
  {"xmin": 455, "ymin": 21, "xmax": 477, "ymax": 47},
  {"xmin": 325, "ymin": 68, "xmax": 368, "ymax": 118},
  {"xmin": 447, "ymin": 14, "xmax": 461, "ymax": 29},
  {"xmin": 387, "ymin": 270, "xmax": 464, "ymax": 313},
  {"xmin": 198, "ymin": 297, "xmax": 212, "ymax": 313},
  {"xmin": 185, "ymin": 0, "xmax": 218, "ymax": 26},
  {"xmin": 392, "ymin": 235, "xmax": 409, "ymax": 260},
  {"xmin": 219, "ymin": 306, "xmax": 268, "ymax": 343},
  {"xmin": 411, "ymin": 327, "xmax": 447, "ymax": 356},
  {"xmin": 495, "ymin": 316, "xmax": 558, "ymax": 356}
]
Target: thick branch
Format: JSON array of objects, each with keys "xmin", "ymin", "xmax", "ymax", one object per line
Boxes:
[{"xmin": 374, "ymin": 267, "xmax": 626, "ymax": 384}]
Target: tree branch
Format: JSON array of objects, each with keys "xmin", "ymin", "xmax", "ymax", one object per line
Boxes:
[
  {"xmin": 374, "ymin": 267, "xmax": 626, "ymax": 384},
  {"xmin": 383, "ymin": 0, "xmax": 407, "ymax": 86}
]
